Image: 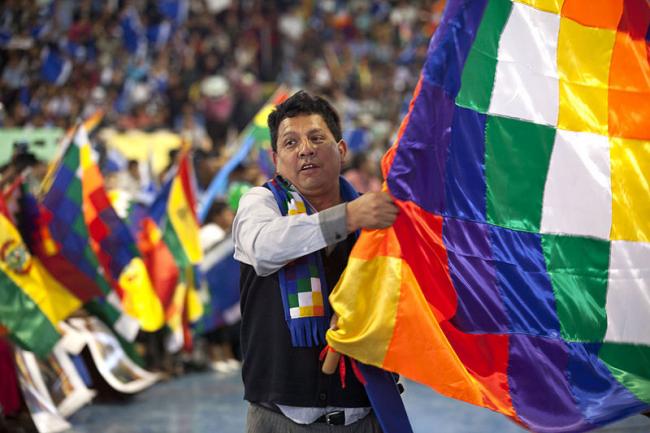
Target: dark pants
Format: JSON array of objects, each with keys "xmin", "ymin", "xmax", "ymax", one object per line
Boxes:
[{"xmin": 246, "ymin": 404, "xmax": 383, "ymax": 433}]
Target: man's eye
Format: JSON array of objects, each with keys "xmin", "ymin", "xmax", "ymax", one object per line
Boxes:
[
  {"xmin": 311, "ymin": 136, "xmax": 324, "ymax": 143},
  {"xmin": 284, "ymin": 140, "xmax": 296, "ymax": 147}
]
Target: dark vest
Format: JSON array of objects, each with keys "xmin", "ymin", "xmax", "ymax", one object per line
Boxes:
[{"xmin": 239, "ymin": 233, "xmax": 370, "ymax": 407}]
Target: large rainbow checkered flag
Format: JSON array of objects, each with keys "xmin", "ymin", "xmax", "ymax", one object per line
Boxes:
[{"xmin": 327, "ymin": 1, "xmax": 650, "ymax": 432}]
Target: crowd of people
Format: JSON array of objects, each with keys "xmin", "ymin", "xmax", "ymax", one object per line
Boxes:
[{"xmin": 1, "ymin": 0, "xmax": 442, "ymax": 189}]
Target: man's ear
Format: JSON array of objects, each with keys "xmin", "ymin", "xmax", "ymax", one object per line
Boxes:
[
  {"xmin": 337, "ymin": 139, "xmax": 348, "ymax": 166},
  {"xmin": 272, "ymin": 150, "xmax": 278, "ymax": 167}
]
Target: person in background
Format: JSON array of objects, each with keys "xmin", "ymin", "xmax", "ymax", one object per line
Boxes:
[
  {"xmin": 200, "ymin": 199, "xmax": 235, "ymax": 252},
  {"xmin": 343, "ymin": 152, "xmax": 382, "ymax": 194},
  {"xmin": 200, "ymin": 200, "xmax": 240, "ymax": 373}
]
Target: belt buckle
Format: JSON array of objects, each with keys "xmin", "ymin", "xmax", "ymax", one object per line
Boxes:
[{"xmin": 325, "ymin": 410, "xmax": 345, "ymax": 425}]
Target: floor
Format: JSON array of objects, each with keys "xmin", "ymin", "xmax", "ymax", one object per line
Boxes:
[{"xmin": 65, "ymin": 370, "xmax": 650, "ymax": 433}]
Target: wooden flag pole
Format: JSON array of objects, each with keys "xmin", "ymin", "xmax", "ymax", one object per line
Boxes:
[
  {"xmin": 322, "ymin": 349, "xmax": 341, "ymax": 375},
  {"xmin": 322, "ymin": 313, "xmax": 341, "ymax": 374}
]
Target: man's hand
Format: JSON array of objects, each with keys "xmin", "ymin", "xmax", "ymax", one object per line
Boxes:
[{"xmin": 346, "ymin": 191, "xmax": 398, "ymax": 232}]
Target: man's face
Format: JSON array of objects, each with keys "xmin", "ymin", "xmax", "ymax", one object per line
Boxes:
[{"xmin": 273, "ymin": 114, "xmax": 347, "ymax": 199}]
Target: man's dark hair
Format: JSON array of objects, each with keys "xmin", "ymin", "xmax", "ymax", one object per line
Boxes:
[{"xmin": 268, "ymin": 90, "xmax": 342, "ymax": 152}]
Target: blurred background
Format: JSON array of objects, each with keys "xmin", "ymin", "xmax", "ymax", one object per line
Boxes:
[
  {"xmin": 4, "ymin": 2, "xmax": 649, "ymax": 433},
  {"xmin": 0, "ymin": 0, "xmax": 444, "ymax": 195}
]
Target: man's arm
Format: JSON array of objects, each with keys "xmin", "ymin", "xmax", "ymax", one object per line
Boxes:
[
  {"xmin": 233, "ymin": 187, "xmax": 348, "ymax": 276},
  {"xmin": 233, "ymin": 187, "xmax": 398, "ymax": 276}
]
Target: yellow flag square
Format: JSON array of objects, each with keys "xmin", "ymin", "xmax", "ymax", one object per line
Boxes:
[
  {"xmin": 557, "ymin": 17, "xmax": 615, "ymax": 134},
  {"xmin": 611, "ymin": 137, "xmax": 650, "ymax": 242},
  {"xmin": 513, "ymin": 0, "xmax": 564, "ymax": 14}
]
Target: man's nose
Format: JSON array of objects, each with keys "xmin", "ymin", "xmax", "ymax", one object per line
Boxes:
[{"xmin": 298, "ymin": 138, "xmax": 316, "ymax": 157}]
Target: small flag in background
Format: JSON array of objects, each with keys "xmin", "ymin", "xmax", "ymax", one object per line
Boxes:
[
  {"xmin": 0, "ymin": 195, "xmax": 80, "ymax": 357},
  {"xmin": 194, "ymin": 236, "xmax": 240, "ymax": 333},
  {"xmin": 159, "ymin": 0, "xmax": 189, "ymax": 26},
  {"xmin": 36, "ymin": 124, "xmax": 143, "ymax": 341},
  {"xmin": 129, "ymin": 205, "xmax": 180, "ymax": 315},
  {"xmin": 150, "ymin": 146, "xmax": 202, "ymax": 269},
  {"xmin": 40, "ymin": 127, "xmax": 115, "ymax": 299},
  {"xmin": 245, "ymin": 86, "xmax": 290, "ymax": 178},
  {"xmin": 120, "ymin": 7, "xmax": 147, "ymax": 56},
  {"xmin": 146, "ymin": 21, "xmax": 172, "ymax": 51},
  {"xmin": 327, "ymin": 1, "xmax": 650, "ymax": 432},
  {"xmin": 75, "ymin": 125, "xmax": 164, "ymax": 332},
  {"xmin": 148, "ymin": 146, "xmax": 203, "ymax": 351},
  {"xmin": 40, "ymin": 46, "xmax": 72, "ymax": 86}
]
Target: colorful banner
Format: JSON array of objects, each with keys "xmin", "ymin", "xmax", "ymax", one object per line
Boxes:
[
  {"xmin": 148, "ymin": 147, "xmax": 203, "ymax": 351},
  {"xmin": 327, "ymin": 1, "xmax": 650, "ymax": 432},
  {"xmin": 36, "ymin": 124, "xmax": 162, "ymax": 337},
  {"xmin": 0, "ymin": 197, "xmax": 80, "ymax": 357}
]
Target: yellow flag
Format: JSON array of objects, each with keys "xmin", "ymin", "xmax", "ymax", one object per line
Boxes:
[
  {"xmin": 118, "ymin": 258, "xmax": 165, "ymax": 332},
  {"xmin": 0, "ymin": 213, "xmax": 81, "ymax": 325}
]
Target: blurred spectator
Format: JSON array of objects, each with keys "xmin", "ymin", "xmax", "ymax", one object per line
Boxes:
[
  {"xmin": 194, "ymin": 149, "xmax": 224, "ymax": 191},
  {"xmin": 0, "ymin": 142, "xmax": 42, "ymax": 192},
  {"xmin": 199, "ymin": 199, "xmax": 240, "ymax": 372},
  {"xmin": 0, "ymin": 0, "xmax": 438, "ymax": 165},
  {"xmin": 343, "ymin": 152, "xmax": 382, "ymax": 194},
  {"xmin": 201, "ymin": 75, "xmax": 234, "ymax": 150},
  {"xmin": 200, "ymin": 199, "xmax": 234, "ymax": 254}
]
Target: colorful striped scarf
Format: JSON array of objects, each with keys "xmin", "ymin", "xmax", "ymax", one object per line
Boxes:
[{"xmin": 265, "ymin": 175, "xmax": 358, "ymax": 347}]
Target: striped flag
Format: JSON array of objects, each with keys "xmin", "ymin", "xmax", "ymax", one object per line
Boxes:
[
  {"xmin": 150, "ymin": 147, "xmax": 202, "ymax": 269},
  {"xmin": 0, "ymin": 196, "xmax": 80, "ymax": 357},
  {"xmin": 149, "ymin": 147, "xmax": 203, "ymax": 351},
  {"xmin": 327, "ymin": 1, "xmax": 650, "ymax": 432},
  {"xmin": 129, "ymin": 205, "xmax": 180, "ymax": 315}
]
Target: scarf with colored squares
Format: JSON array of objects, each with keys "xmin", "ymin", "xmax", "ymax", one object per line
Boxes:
[{"xmin": 265, "ymin": 176, "xmax": 331, "ymax": 348}]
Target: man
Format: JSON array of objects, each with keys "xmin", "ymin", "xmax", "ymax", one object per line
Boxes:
[{"xmin": 233, "ymin": 91, "xmax": 398, "ymax": 432}]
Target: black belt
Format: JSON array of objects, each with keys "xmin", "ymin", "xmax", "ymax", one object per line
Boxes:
[
  {"xmin": 314, "ymin": 410, "xmax": 345, "ymax": 425},
  {"xmin": 256, "ymin": 403, "xmax": 346, "ymax": 426}
]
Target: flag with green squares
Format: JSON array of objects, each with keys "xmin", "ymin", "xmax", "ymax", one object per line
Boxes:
[
  {"xmin": 33, "ymin": 126, "xmax": 140, "ymax": 341},
  {"xmin": 324, "ymin": 0, "xmax": 650, "ymax": 432}
]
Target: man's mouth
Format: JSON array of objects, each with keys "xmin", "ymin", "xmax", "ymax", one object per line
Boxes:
[{"xmin": 300, "ymin": 163, "xmax": 318, "ymax": 171}]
